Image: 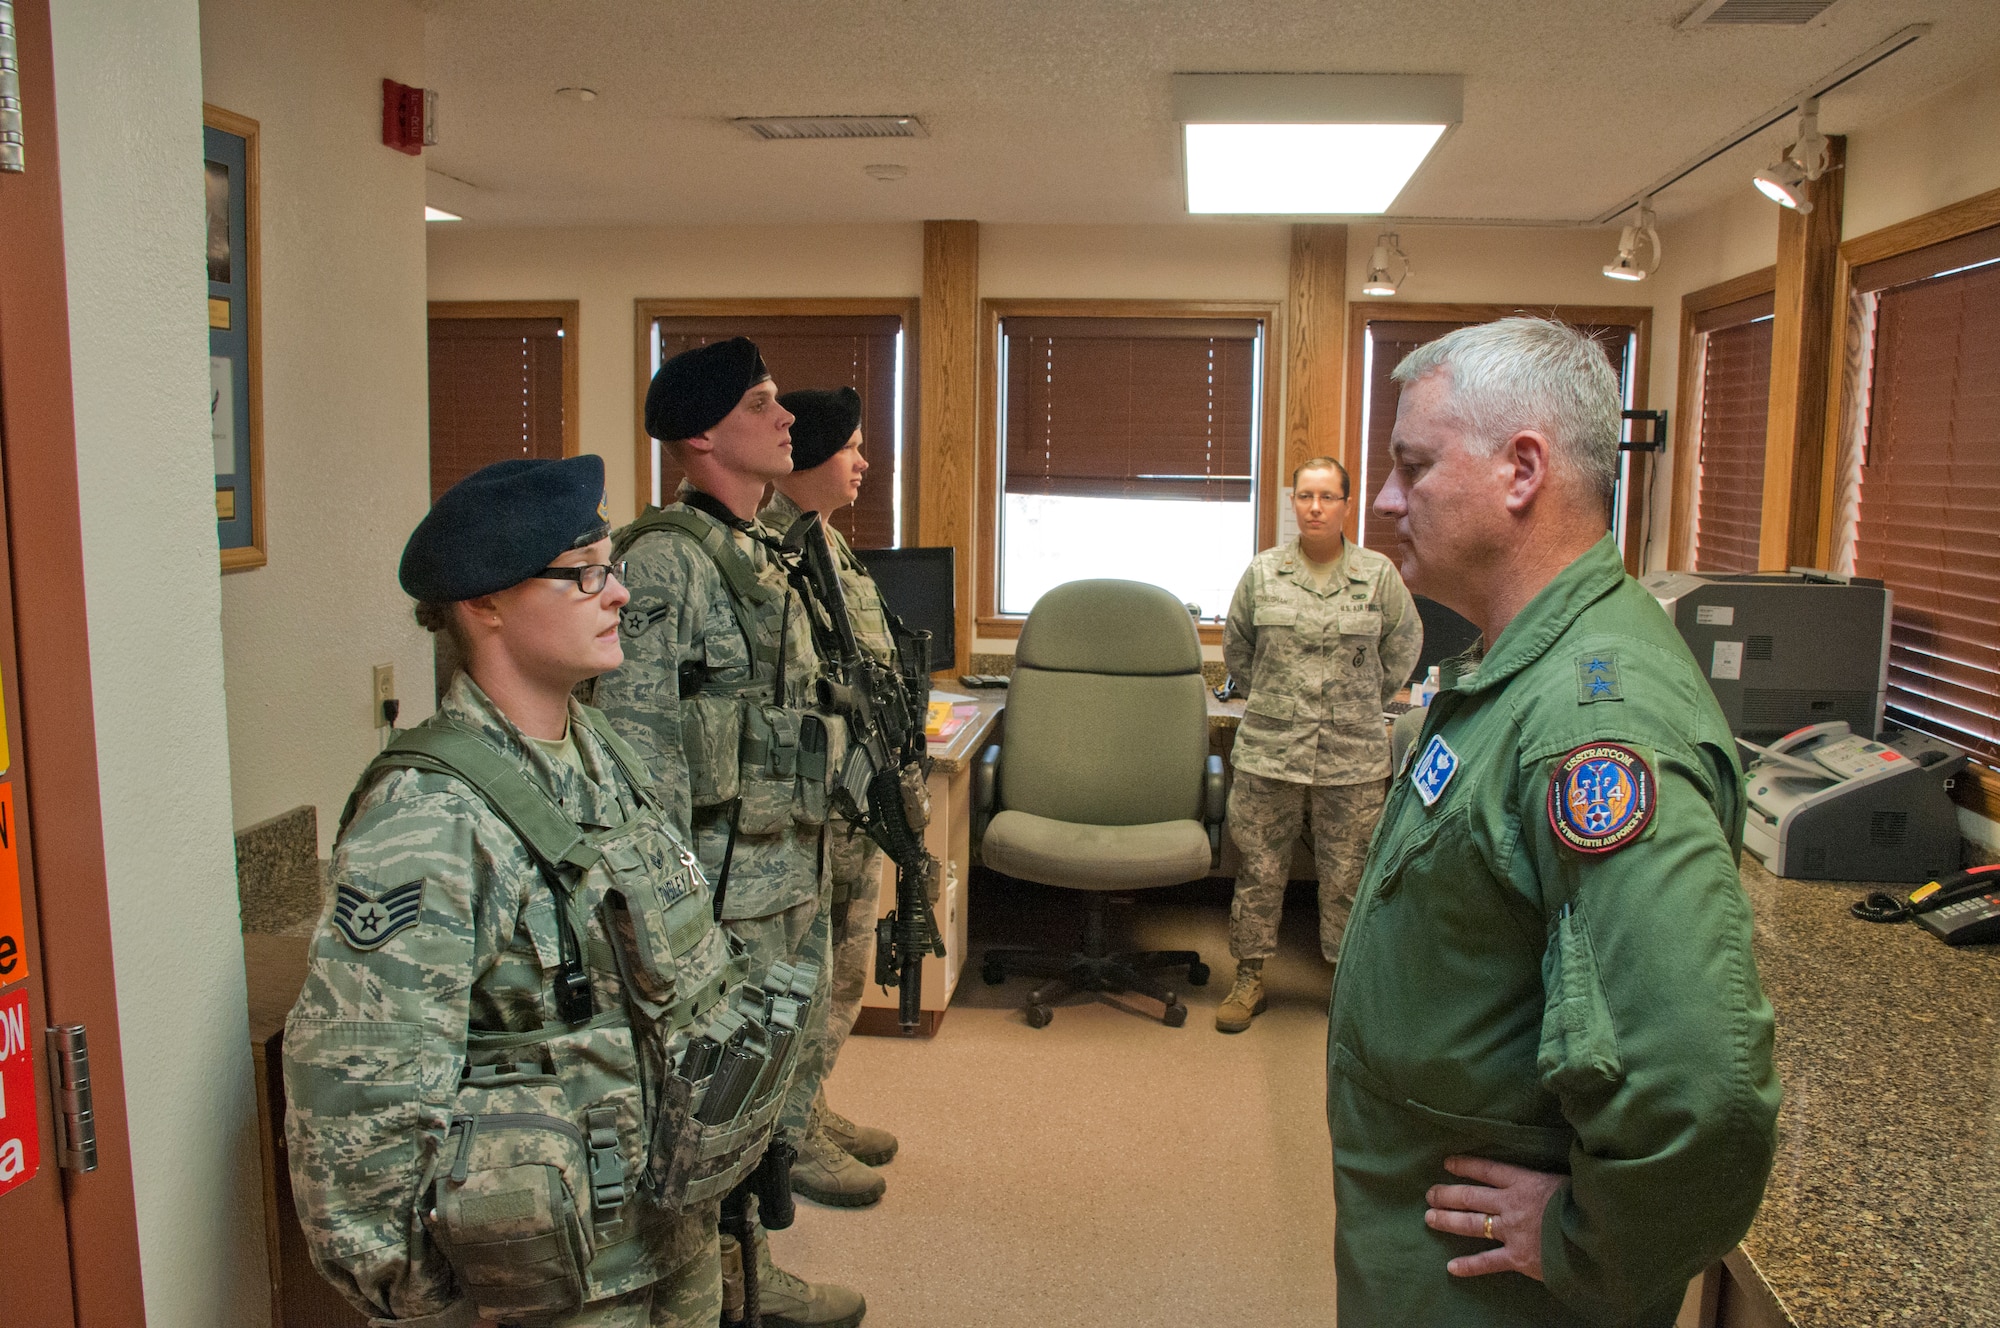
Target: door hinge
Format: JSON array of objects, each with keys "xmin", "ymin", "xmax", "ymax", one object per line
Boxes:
[
  {"xmin": 46, "ymin": 1024, "xmax": 99, "ymax": 1172},
  {"xmin": 0, "ymin": 1, "xmax": 24, "ymax": 174}
]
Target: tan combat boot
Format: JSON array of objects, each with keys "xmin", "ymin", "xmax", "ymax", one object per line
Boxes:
[
  {"xmin": 1214, "ymin": 962, "xmax": 1268, "ymax": 1033},
  {"xmin": 789, "ymin": 1122, "xmax": 886, "ymax": 1208},
  {"xmin": 754, "ymin": 1227, "xmax": 868, "ymax": 1328},
  {"xmin": 820, "ymin": 1099, "xmax": 898, "ymax": 1166}
]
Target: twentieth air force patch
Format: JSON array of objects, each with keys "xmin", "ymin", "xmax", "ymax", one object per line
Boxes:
[
  {"xmin": 1547, "ymin": 743, "xmax": 1655, "ymax": 854},
  {"xmin": 332, "ymin": 879, "xmax": 426, "ymax": 950}
]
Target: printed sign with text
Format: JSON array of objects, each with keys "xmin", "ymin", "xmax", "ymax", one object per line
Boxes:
[
  {"xmin": 0, "ymin": 783, "xmax": 24, "ymax": 990},
  {"xmin": 0, "ymin": 986, "xmax": 39, "ymax": 1199}
]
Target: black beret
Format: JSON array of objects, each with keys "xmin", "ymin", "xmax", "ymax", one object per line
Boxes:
[
  {"xmin": 645, "ymin": 337, "xmax": 771, "ymax": 442},
  {"xmin": 776, "ymin": 387, "xmax": 862, "ymax": 471},
  {"xmin": 399, "ymin": 454, "xmax": 610, "ymax": 602}
]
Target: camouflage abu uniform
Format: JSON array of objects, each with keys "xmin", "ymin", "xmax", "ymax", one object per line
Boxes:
[
  {"xmin": 283, "ymin": 674, "xmax": 722, "ymax": 1328},
  {"xmin": 591, "ymin": 484, "xmax": 834, "ymax": 1144},
  {"xmin": 1223, "ymin": 537, "xmax": 1421, "ymax": 962},
  {"xmin": 761, "ymin": 489, "xmax": 893, "ymax": 1062}
]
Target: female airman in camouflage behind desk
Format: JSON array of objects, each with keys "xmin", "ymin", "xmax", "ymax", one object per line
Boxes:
[
  {"xmin": 1217, "ymin": 458, "xmax": 1422, "ymax": 1032},
  {"xmin": 282, "ymin": 455, "xmax": 725, "ymax": 1328}
]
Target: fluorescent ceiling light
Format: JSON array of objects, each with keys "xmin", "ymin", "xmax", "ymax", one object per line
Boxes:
[
  {"xmin": 1184, "ymin": 124, "xmax": 1447, "ymax": 214},
  {"xmin": 1173, "ymin": 73, "xmax": 1461, "ymax": 216},
  {"xmin": 425, "ymin": 206, "xmax": 462, "ymax": 222}
]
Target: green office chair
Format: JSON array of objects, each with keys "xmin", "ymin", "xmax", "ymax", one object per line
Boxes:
[{"xmin": 974, "ymin": 579, "xmax": 1225, "ymax": 1028}]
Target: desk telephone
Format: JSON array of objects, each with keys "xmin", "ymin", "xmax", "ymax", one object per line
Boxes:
[{"xmin": 1852, "ymin": 864, "xmax": 2000, "ymax": 946}]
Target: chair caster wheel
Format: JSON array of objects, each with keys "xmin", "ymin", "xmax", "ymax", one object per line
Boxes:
[
  {"xmin": 1025, "ymin": 1003, "xmax": 1053, "ymax": 1029},
  {"xmin": 982, "ymin": 960, "xmax": 1006, "ymax": 986},
  {"xmin": 1186, "ymin": 961, "xmax": 1211, "ymax": 987},
  {"xmin": 1162, "ymin": 1002, "xmax": 1188, "ymax": 1028}
]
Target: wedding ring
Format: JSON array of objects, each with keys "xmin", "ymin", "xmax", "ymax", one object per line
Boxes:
[{"xmin": 1482, "ymin": 1214, "xmax": 1495, "ymax": 1240}]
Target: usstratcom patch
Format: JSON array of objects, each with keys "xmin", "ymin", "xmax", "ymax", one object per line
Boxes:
[
  {"xmin": 332, "ymin": 879, "xmax": 426, "ymax": 950},
  {"xmin": 1547, "ymin": 743, "xmax": 1655, "ymax": 853}
]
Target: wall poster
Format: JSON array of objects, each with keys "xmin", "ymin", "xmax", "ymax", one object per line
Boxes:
[{"xmin": 204, "ymin": 104, "xmax": 265, "ymax": 570}]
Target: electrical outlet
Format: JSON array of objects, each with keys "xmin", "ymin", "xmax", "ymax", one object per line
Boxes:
[{"xmin": 372, "ymin": 664, "xmax": 396, "ymax": 727}]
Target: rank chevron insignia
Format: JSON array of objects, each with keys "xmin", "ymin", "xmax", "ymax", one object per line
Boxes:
[{"xmin": 331, "ymin": 879, "xmax": 426, "ymax": 950}]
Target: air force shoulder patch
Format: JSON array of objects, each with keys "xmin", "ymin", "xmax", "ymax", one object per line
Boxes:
[
  {"xmin": 1547, "ymin": 743, "xmax": 1655, "ymax": 854},
  {"xmin": 332, "ymin": 879, "xmax": 426, "ymax": 950}
]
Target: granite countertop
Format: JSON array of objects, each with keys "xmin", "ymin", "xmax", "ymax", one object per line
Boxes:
[{"xmin": 1736, "ymin": 853, "xmax": 2000, "ymax": 1325}]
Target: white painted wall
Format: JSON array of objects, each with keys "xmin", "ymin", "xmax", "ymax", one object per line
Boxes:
[
  {"xmin": 203, "ymin": 0, "xmax": 437, "ymax": 853},
  {"xmin": 47, "ymin": 0, "xmax": 268, "ymax": 1323}
]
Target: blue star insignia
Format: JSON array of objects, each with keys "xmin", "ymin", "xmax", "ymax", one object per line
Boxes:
[
  {"xmin": 1589, "ymin": 676, "xmax": 1614, "ymax": 696},
  {"xmin": 1586, "ymin": 657, "xmax": 1610, "ymax": 674}
]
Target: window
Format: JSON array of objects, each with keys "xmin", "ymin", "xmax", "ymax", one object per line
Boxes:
[
  {"xmin": 1838, "ymin": 224, "xmax": 2000, "ymax": 763},
  {"xmin": 983, "ymin": 304, "xmax": 1276, "ymax": 627},
  {"xmin": 1349, "ymin": 308, "xmax": 1645, "ymax": 570},
  {"xmin": 1688, "ymin": 295, "xmax": 1777, "ymax": 574},
  {"xmin": 639, "ymin": 305, "xmax": 913, "ymax": 549},
  {"xmin": 428, "ymin": 307, "xmax": 575, "ymax": 501}
]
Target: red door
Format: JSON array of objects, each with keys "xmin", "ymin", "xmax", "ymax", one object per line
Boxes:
[{"xmin": 0, "ymin": 0, "xmax": 147, "ymax": 1321}]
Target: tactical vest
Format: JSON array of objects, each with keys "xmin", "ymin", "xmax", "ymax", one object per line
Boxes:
[
  {"xmin": 341, "ymin": 708, "xmax": 814, "ymax": 1321},
  {"xmin": 615, "ymin": 504, "xmax": 846, "ymax": 832}
]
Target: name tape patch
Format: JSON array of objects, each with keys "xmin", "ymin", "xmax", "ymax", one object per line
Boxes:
[
  {"xmin": 1547, "ymin": 743, "xmax": 1655, "ymax": 854},
  {"xmin": 332, "ymin": 879, "xmax": 426, "ymax": 950}
]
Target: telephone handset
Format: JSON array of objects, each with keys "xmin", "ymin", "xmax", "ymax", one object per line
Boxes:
[{"xmin": 1853, "ymin": 864, "xmax": 2000, "ymax": 945}]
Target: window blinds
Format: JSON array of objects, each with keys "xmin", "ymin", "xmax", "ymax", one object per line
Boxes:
[
  {"xmin": 1001, "ymin": 317, "xmax": 1258, "ymax": 503},
  {"xmin": 428, "ymin": 317, "xmax": 565, "ymax": 502},
  {"xmin": 653, "ymin": 315, "xmax": 903, "ymax": 549},
  {"xmin": 1852, "ymin": 236, "xmax": 2000, "ymax": 763},
  {"xmin": 1691, "ymin": 302, "xmax": 1776, "ymax": 574}
]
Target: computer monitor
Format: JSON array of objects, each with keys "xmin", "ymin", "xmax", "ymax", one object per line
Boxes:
[
  {"xmin": 1413, "ymin": 595, "xmax": 1481, "ymax": 686},
  {"xmin": 852, "ymin": 546, "xmax": 956, "ymax": 669}
]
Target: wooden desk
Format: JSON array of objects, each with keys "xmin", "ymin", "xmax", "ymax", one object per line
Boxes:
[{"xmin": 852, "ymin": 698, "xmax": 1005, "ymax": 1037}]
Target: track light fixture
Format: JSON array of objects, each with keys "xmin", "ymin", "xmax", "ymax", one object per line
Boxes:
[
  {"xmin": 1362, "ymin": 231, "xmax": 1410, "ymax": 297},
  {"xmin": 1753, "ymin": 97, "xmax": 1830, "ymax": 213},
  {"xmin": 1602, "ymin": 201, "xmax": 1662, "ymax": 282}
]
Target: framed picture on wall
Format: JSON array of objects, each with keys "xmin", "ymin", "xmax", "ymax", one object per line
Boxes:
[{"xmin": 204, "ymin": 104, "xmax": 266, "ymax": 571}]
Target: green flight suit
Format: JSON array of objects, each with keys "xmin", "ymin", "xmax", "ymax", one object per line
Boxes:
[{"xmin": 1327, "ymin": 536, "xmax": 1780, "ymax": 1328}]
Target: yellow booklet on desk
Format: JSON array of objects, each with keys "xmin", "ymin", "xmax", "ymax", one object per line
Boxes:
[{"xmin": 924, "ymin": 700, "xmax": 954, "ymax": 737}]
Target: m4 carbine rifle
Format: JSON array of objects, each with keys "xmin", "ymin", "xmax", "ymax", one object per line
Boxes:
[{"xmin": 779, "ymin": 512, "xmax": 945, "ymax": 1031}]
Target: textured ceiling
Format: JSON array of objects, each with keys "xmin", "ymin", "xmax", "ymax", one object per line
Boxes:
[{"xmin": 418, "ymin": 0, "xmax": 2000, "ymax": 228}]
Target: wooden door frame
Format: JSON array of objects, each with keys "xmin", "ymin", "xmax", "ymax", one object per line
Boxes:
[
  {"xmin": 974, "ymin": 297, "xmax": 1284, "ymax": 644},
  {"xmin": 0, "ymin": 0, "xmax": 147, "ymax": 1321},
  {"xmin": 630, "ymin": 297, "xmax": 922, "ymax": 528},
  {"xmin": 1341, "ymin": 302, "xmax": 1654, "ymax": 573},
  {"xmin": 1665, "ymin": 268, "xmax": 1777, "ymax": 572},
  {"xmin": 427, "ymin": 298, "xmax": 583, "ymax": 458}
]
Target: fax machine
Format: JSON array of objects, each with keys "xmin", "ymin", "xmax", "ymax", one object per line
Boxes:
[{"xmin": 1740, "ymin": 721, "xmax": 1965, "ymax": 883}]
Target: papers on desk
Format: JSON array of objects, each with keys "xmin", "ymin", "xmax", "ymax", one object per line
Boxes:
[
  {"xmin": 930, "ymin": 689, "xmax": 976, "ymax": 704},
  {"xmin": 926, "ymin": 704, "xmax": 980, "ymax": 741}
]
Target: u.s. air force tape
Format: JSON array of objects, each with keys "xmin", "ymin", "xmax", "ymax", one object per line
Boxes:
[
  {"xmin": 1546, "ymin": 743, "xmax": 1655, "ymax": 854},
  {"xmin": 332, "ymin": 879, "xmax": 426, "ymax": 950}
]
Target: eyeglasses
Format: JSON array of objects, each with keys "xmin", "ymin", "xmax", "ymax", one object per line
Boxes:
[{"xmin": 533, "ymin": 561, "xmax": 625, "ymax": 595}]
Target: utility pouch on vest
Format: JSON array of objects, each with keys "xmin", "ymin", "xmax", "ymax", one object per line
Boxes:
[
  {"xmin": 736, "ymin": 703, "xmax": 800, "ymax": 834},
  {"xmin": 682, "ymin": 693, "xmax": 744, "ymax": 808},
  {"xmin": 427, "ymin": 1065, "xmax": 597, "ymax": 1322},
  {"xmin": 593, "ymin": 811, "xmax": 718, "ymax": 1004},
  {"xmin": 792, "ymin": 713, "xmax": 848, "ymax": 827}
]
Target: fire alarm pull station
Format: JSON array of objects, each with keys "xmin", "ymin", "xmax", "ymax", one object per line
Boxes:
[{"xmin": 382, "ymin": 79, "xmax": 436, "ymax": 155}]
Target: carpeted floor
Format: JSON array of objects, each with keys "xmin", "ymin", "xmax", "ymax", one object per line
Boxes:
[{"xmin": 772, "ymin": 877, "xmax": 1342, "ymax": 1328}]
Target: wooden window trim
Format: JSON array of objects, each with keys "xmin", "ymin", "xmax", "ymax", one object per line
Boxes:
[
  {"xmin": 630, "ymin": 298, "xmax": 921, "ymax": 528},
  {"xmin": 1819, "ymin": 185, "xmax": 2000, "ymax": 814},
  {"xmin": 206, "ymin": 102, "xmax": 266, "ymax": 572},
  {"xmin": 427, "ymin": 299, "xmax": 581, "ymax": 461},
  {"xmin": 974, "ymin": 298, "xmax": 1283, "ymax": 645},
  {"xmin": 1341, "ymin": 302, "xmax": 1654, "ymax": 573},
  {"xmin": 1667, "ymin": 268, "xmax": 1778, "ymax": 571}
]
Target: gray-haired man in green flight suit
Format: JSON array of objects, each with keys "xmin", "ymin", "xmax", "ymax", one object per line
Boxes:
[{"xmin": 1329, "ymin": 317, "xmax": 1781, "ymax": 1327}]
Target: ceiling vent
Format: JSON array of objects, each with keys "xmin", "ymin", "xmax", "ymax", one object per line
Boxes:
[
  {"xmin": 1680, "ymin": 0, "xmax": 1843, "ymax": 27},
  {"xmin": 732, "ymin": 115, "xmax": 927, "ymax": 141}
]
